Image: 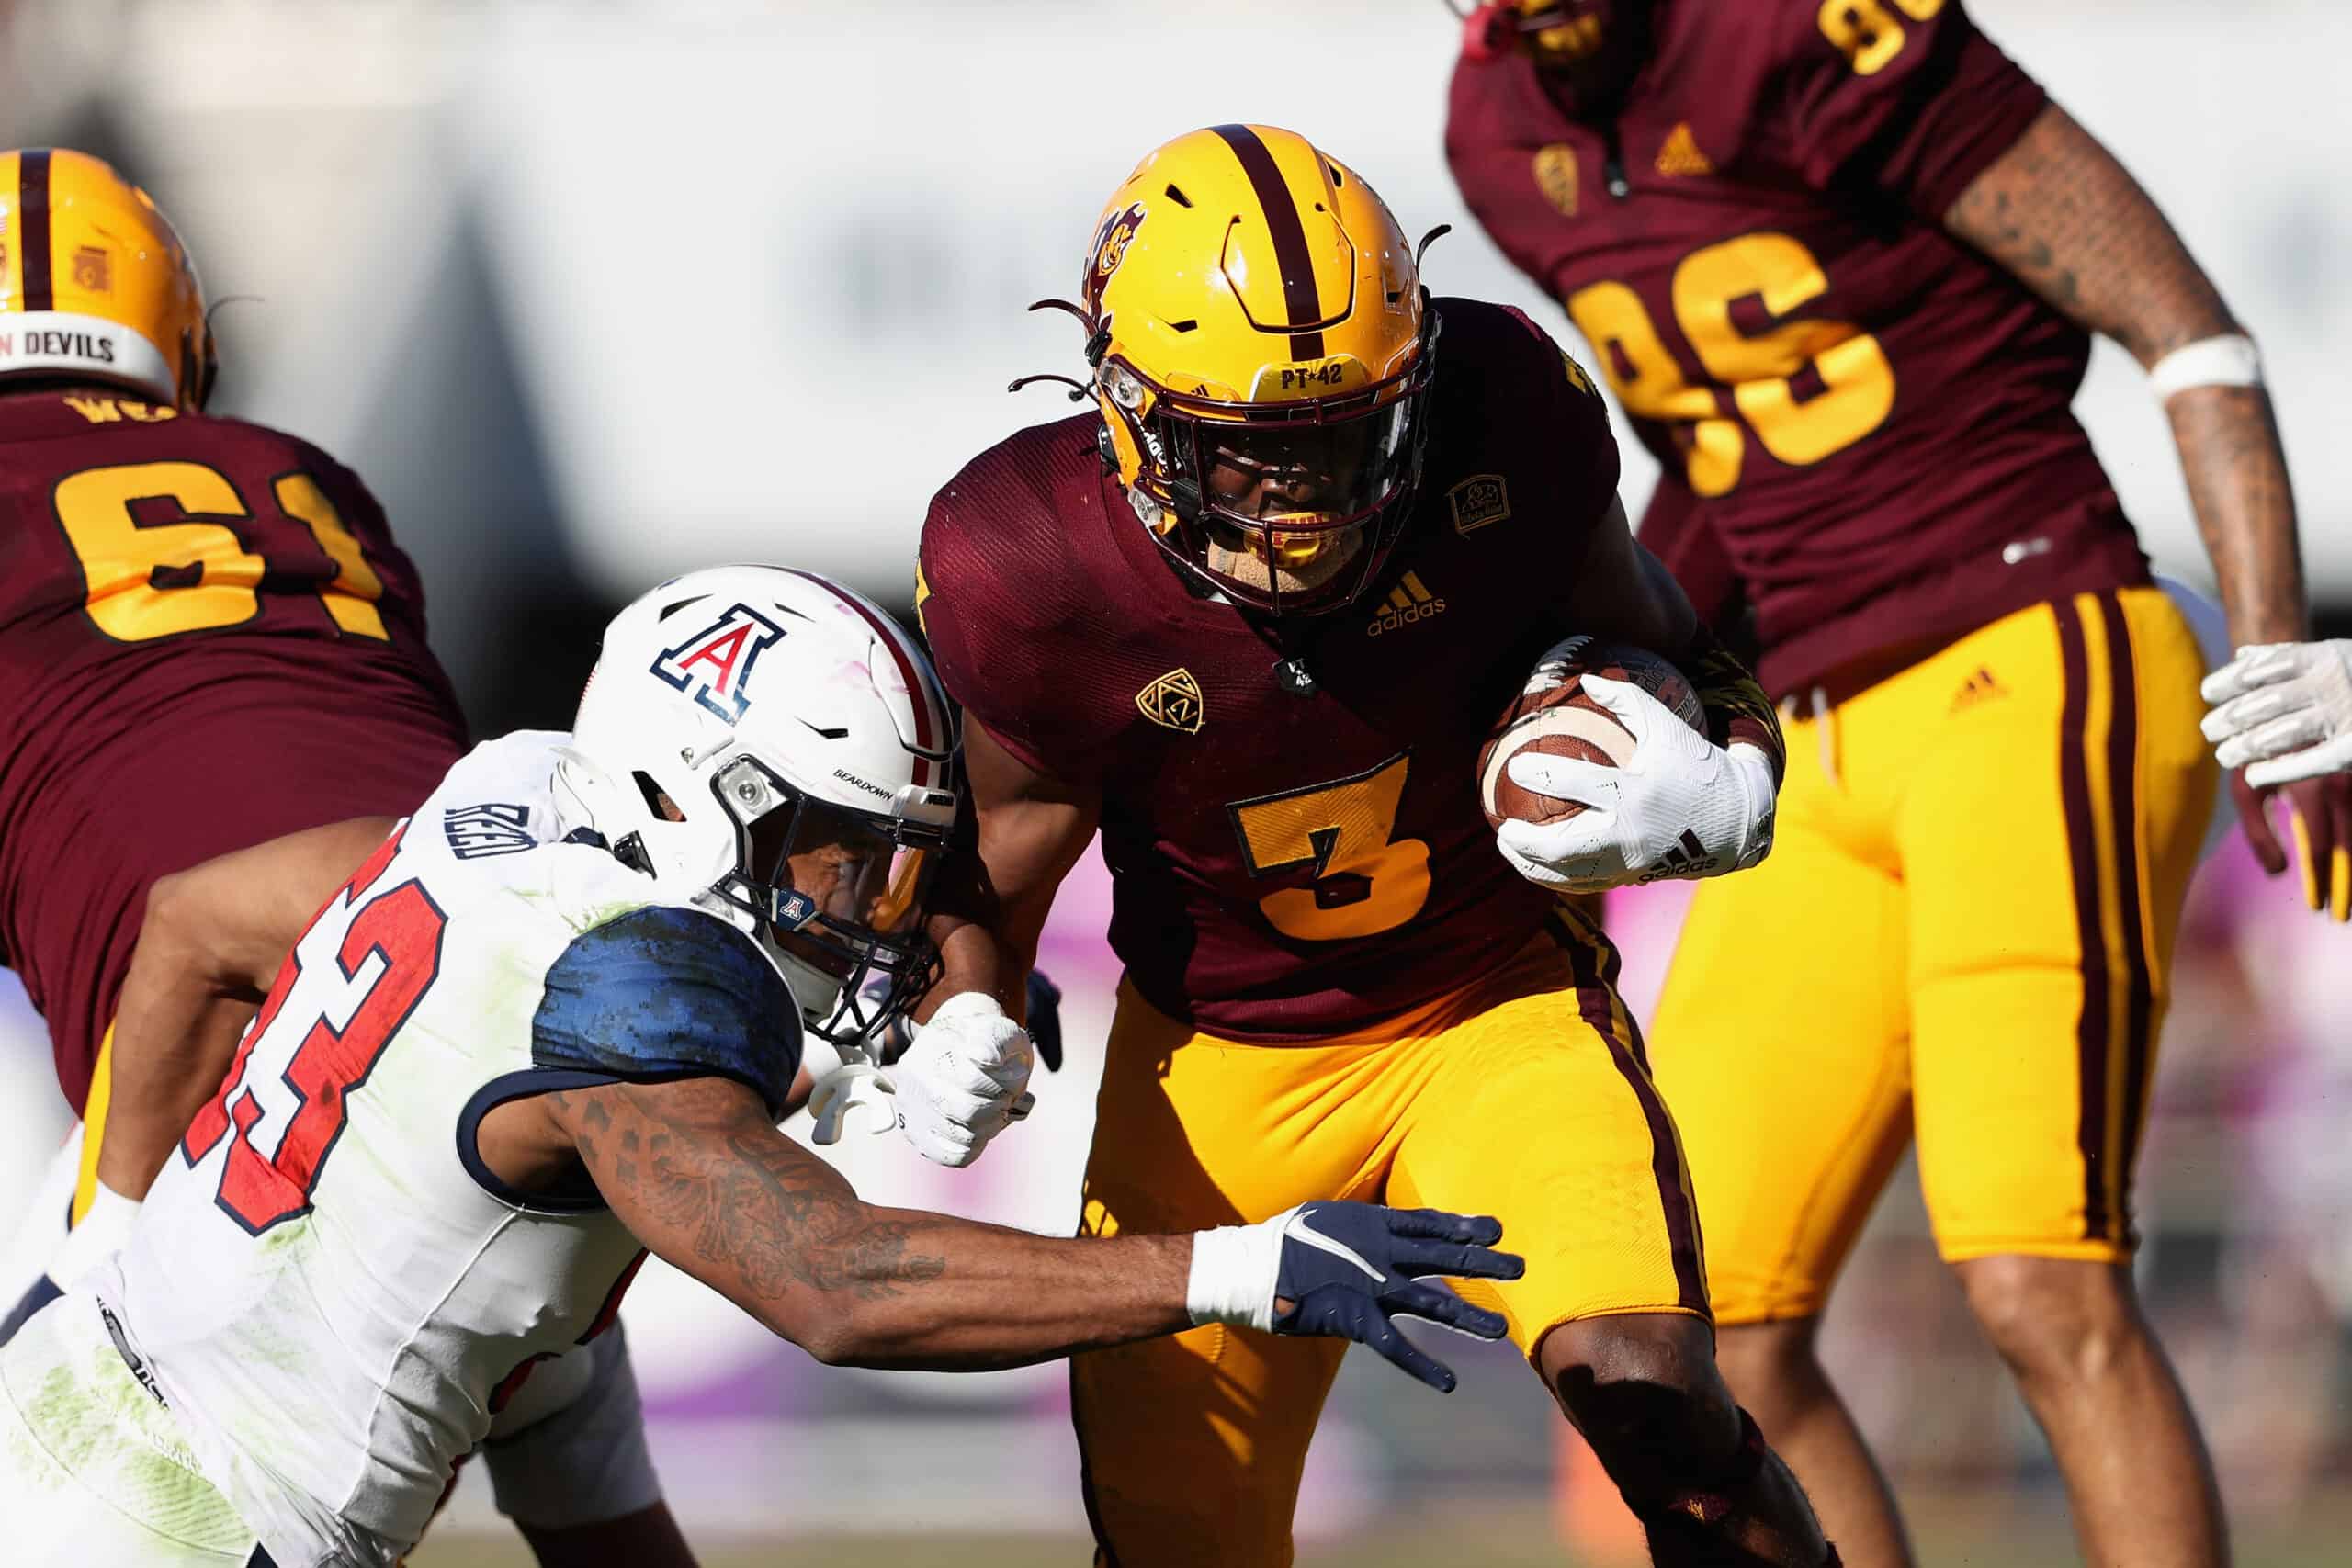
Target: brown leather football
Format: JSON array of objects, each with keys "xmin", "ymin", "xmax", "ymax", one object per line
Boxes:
[{"xmin": 1478, "ymin": 637, "xmax": 1706, "ymax": 829}]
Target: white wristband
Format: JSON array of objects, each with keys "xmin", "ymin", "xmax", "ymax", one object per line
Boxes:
[
  {"xmin": 2147, "ymin": 334, "xmax": 2262, "ymax": 401},
  {"xmin": 1184, "ymin": 1214, "xmax": 1285, "ymax": 1331}
]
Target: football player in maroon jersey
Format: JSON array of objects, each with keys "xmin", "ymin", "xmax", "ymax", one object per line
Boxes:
[
  {"xmin": 1448, "ymin": 5, "xmax": 2332, "ymax": 1564},
  {"xmin": 921, "ymin": 124, "xmax": 1836, "ymax": 1565},
  {"xmin": 0, "ymin": 145, "xmax": 466, "ymax": 1287},
  {"xmin": 0, "ymin": 148, "xmax": 695, "ymax": 1568}
]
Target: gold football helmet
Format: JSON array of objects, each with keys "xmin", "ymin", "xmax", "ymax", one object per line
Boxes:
[
  {"xmin": 1057, "ymin": 124, "xmax": 1439, "ymax": 617},
  {"xmin": 0, "ymin": 148, "xmax": 215, "ymax": 409}
]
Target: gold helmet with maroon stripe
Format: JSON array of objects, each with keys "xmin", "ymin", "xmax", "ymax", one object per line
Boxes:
[
  {"xmin": 0, "ymin": 148, "xmax": 215, "ymax": 409},
  {"xmin": 1076, "ymin": 124, "xmax": 1438, "ymax": 618}
]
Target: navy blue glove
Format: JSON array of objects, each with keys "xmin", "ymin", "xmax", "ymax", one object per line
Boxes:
[
  {"xmin": 1272, "ymin": 1201, "xmax": 1521, "ymax": 1392},
  {"xmin": 1024, "ymin": 969, "xmax": 1065, "ymax": 1073}
]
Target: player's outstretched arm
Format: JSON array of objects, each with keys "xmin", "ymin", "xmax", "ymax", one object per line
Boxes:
[
  {"xmin": 533, "ymin": 1075, "xmax": 1521, "ymax": 1382},
  {"xmin": 1945, "ymin": 103, "xmax": 2348, "ymax": 917},
  {"xmin": 97, "ymin": 815, "xmax": 401, "ymax": 1204}
]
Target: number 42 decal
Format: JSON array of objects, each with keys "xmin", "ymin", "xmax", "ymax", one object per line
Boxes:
[{"xmin": 182, "ymin": 828, "xmax": 447, "ymax": 1235}]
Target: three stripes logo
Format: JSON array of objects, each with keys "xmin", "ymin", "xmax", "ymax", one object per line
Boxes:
[
  {"xmin": 1654, "ymin": 123, "xmax": 1715, "ymax": 178},
  {"xmin": 1951, "ymin": 665, "xmax": 2008, "ymax": 714},
  {"xmin": 1636, "ymin": 829, "xmax": 1720, "ymax": 884},
  {"xmin": 1366, "ymin": 572, "xmax": 1446, "ymax": 637}
]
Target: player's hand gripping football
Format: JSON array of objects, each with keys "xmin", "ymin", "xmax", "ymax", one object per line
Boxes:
[
  {"xmin": 1186, "ymin": 1202, "xmax": 1524, "ymax": 1392},
  {"xmin": 1495, "ymin": 674, "xmax": 1777, "ymax": 892},
  {"xmin": 2203, "ymin": 642, "xmax": 2352, "ymax": 921}
]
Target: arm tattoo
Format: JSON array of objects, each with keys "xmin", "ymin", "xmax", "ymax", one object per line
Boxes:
[
  {"xmin": 552, "ymin": 1087, "xmax": 946, "ymax": 1303},
  {"xmin": 1948, "ymin": 103, "xmax": 2307, "ymax": 642},
  {"xmin": 1944, "ymin": 103, "xmax": 2232, "ymax": 363}
]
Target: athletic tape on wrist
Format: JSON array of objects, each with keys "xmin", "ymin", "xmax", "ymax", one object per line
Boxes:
[
  {"xmin": 1184, "ymin": 1217, "xmax": 1283, "ymax": 1331},
  {"xmin": 2148, "ymin": 334, "xmax": 2262, "ymax": 400}
]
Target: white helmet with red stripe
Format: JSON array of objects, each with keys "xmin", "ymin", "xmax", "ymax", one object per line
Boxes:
[{"xmin": 554, "ymin": 564, "xmax": 959, "ymax": 1044}]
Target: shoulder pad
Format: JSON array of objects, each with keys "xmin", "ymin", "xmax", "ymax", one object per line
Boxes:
[{"xmin": 532, "ymin": 906, "xmax": 802, "ymax": 1118}]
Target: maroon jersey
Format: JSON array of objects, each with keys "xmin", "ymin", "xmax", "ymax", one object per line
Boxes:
[
  {"xmin": 1446, "ymin": 0, "xmax": 2148, "ymax": 695},
  {"xmin": 922, "ymin": 300, "xmax": 1618, "ymax": 1042},
  {"xmin": 0, "ymin": 391, "xmax": 467, "ymax": 1109}
]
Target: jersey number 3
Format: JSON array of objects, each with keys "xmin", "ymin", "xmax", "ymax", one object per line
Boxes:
[
  {"xmin": 1230, "ymin": 753, "xmax": 1431, "ymax": 942},
  {"xmin": 181, "ymin": 829, "xmax": 448, "ymax": 1235}
]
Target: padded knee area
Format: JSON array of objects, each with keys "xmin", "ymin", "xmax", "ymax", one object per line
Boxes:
[{"xmin": 1544, "ymin": 1317, "xmax": 1744, "ymax": 1509}]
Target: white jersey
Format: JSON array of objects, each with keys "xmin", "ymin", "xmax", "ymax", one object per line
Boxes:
[{"xmin": 93, "ymin": 731, "xmax": 799, "ymax": 1568}]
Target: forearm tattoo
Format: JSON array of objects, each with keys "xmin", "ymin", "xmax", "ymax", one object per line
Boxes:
[
  {"xmin": 1949, "ymin": 102, "xmax": 2306, "ymax": 639},
  {"xmin": 552, "ymin": 1087, "xmax": 946, "ymax": 1303},
  {"xmin": 1944, "ymin": 103, "xmax": 2232, "ymax": 362},
  {"xmin": 2168, "ymin": 386, "xmax": 2309, "ymax": 641}
]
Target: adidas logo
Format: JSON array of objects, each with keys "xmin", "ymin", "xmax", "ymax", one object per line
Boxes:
[
  {"xmin": 1655, "ymin": 123, "xmax": 1714, "ymax": 178},
  {"xmin": 1366, "ymin": 571, "xmax": 1446, "ymax": 637},
  {"xmin": 1636, "ymin": 829, "xmax": 1720, "ymax": 885},
  {"xmin": 1951, "ymin": 666, "xmax": 2008, "ymax": 714}
]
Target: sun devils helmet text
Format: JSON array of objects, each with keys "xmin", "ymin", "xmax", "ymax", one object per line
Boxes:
[{"xmin": 0, "ymin": 147, "xmax": 216, "ymax": 409}]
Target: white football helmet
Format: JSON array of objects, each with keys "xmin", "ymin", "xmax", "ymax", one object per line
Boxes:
[{"xmin": 553, "ymin": 565, "xmax": 959, "ymax": 1043}]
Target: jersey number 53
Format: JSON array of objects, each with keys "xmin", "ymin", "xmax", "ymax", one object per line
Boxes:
[{"xmin": 180, "ymin": 828, "xmax": 447, "ymax": 1235}]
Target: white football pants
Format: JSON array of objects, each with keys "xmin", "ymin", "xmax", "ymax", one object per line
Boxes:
[{"xmin": 0, "ymin": 1288, "xmax": 261, "ymax": 1565}]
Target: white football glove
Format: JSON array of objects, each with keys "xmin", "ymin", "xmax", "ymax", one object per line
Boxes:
[
  {"xmin": 1495, "ymin": 673, "xmax": 1777, "ymax": 893},
  {"xmin": 2201, "ymin": 639, "xmax": 2352, "ymax": 788},
  {"xmin": 42, "ymin": 1181, "xmax": 141, "ymax": 1294},
  {"xmin": 888, "ymin": 990, "xmax": 1035, "ymax": 1168}
]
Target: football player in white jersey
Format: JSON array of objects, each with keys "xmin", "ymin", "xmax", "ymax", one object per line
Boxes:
[{"xmin": 0, "ymin": 566, "xmax": 1522, "ymax": 1568}]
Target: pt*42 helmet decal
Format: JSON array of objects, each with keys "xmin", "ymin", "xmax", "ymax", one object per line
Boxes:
[{"xmin": 650, "ymin": 603, "xmax": 787, "ymax": 723}]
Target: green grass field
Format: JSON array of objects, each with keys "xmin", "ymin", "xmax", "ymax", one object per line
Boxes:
[{"xmin": 413, "ymin": 1493, "xmax": 2352, "ymax": 1567}]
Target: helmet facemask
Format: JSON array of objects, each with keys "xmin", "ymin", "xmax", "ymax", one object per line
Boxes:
[
  {"xmin": 1099, "ymin": 307, "xmax": 1441, "ymax": 619},
  {"xmin": 705, "ymin": 755, "xmax": 946, "ymax": 1046}
]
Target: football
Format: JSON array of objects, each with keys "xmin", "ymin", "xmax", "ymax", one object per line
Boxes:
[{"xmin": 1477, "ymin": 636, "xmax": 1707, "ymax": 830}]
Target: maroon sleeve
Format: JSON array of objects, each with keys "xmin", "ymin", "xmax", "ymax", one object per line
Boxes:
[
  {"xmin": 1778, "ymin": 0, "xmax": 2049, "ymax": 215},
  {"xmin": 1495, "ymin": 303, "xmax": 1623, "ymax": 558},
  {"xmin": 915, "ymin": 445, "xmax": 1119, "ymax": 784},
  {"xmin": 1634, "ymin": 476, "xmax": 1741, "ymax": 631}
]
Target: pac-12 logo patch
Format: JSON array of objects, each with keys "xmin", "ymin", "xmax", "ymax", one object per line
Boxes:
[
  {"xmin": 651, "ymin": 603, "xmax": 786, "ymax": 723},
  {"xmin": 1136, "ymin": 667, "xmax": 1204, "ymax": 735},
  {"xmin": 1448, "ymin": 474, "xmax": 1511, "ymax": 535}
]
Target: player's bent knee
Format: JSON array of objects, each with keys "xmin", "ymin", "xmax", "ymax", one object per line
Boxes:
[
  {"xmin": 1538, "ymin": 1314, "xmax": 1741, "ymax": 1502},
  {"xmin": 1954, "ymin": 1254, "xmax": 2144, "ymax": 1383}
]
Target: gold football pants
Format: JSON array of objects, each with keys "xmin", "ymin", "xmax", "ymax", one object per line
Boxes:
[
  {"xmin": 1650, "ymin": 587, "xmax": 2217, "ymax": 1323},
  {"xmin": 1071, "ymin": 921, "xmax": 1705, "ymax": 1566}
]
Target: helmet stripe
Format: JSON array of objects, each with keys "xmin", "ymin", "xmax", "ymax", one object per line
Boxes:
[
  {"xmin": 778, "ymin": 570, "xmax": 944, "ymax": 789},
  {"xmin": 1208, "ymin": 125, "xmax": 1325, "ymax": 362},
  {"xmin": 19, "ymin": 149, "xmax": 51, "ymax": 312}
]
